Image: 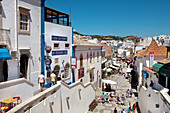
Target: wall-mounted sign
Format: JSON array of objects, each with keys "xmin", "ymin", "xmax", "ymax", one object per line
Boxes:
[
  {"xmin": 78, "ymin": 68, "xmax": 84, "ymax": 79},
  {"xmin": 52, "ymin": 35, "xmax": 67, "ymax": 41},
  {"xmin": 52, "ymin": 50, "xmax": 67, "ymax": 56},
  {"xmin": 168, "ymin": 51, "xmax": 170, "ymax": 58},
  {"xmin": 46, "ymin": 46, "xmax": 51, "ymax": 53},
  {"xmin": 45, "ymin": 58, "xmax": 52, "ymax": 65},
  {"xmin": 61, "ymin": 70, "xmax": 64, "ymax": 73},
  {"xmin": 46, "ymin": 66, "xmax": 51, "ymax": 71},
  {"xmin": 71, "ymin": 58, "xmax": 77, "ymax": 69},
  {"xmin": 55, "ymin": 58, "xmax": 59, "ymax": 63},
  {"xmin": 149, "ymin": 52, "xmax": 154, "ymax": 69}
]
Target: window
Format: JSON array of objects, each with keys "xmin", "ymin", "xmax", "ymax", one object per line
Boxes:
[
  {"xmin": 65, "ymin": 43, "xmax": 70, "ymax": 49},
  {"xmin": 20, "ymin": 14, "xmax": 29, "ymax": 31},
  {"xmin": 64, "ymin": 63, "xmax": 69, "ymax": 78},
  {"xmin": 97, "ymin": 51, "xmax": 99, "ymax": 62},
  {"xmin": 87, "ymin": 52, "xmax": 89, "ymax": 63},
  {"xmin": 53, "ymin": 43, "xmax": 60, "ymax": 49},
  {"xmin": 93, "ymin": 52, "xmax": 95, "ymax": 62},
  {"xmin": 80, "ymin": 53, "xmax": 83, "ymax": 68},
  {"xmin": 90, "ymin": 52, "xmax": 92, "ymax": 63},
  {"xmin": 19, "ymin": 7, "xmax": 30, "ymax": 34}
]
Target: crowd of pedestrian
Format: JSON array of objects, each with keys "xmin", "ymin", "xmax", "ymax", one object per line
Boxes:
[{"xmin": 98, "ymin": 89, "xmax": 136, "ymax": 113}]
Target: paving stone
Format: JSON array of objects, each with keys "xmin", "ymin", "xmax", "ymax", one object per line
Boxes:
[{"xmin": 102, "ymin": 110, "xmax": 112, "ymax": 113}]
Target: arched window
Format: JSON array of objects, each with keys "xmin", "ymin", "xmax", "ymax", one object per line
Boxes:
[
  {"xmin": 93, "ymin": 52, "xmax": 95, "ymax": 62},
  {"xmin": 64, "ymin": 63, "xmax": 69, "ymax": 78},
  {"xmin": 90, "ymin": 52, "xmax": 92, "ymax": 63},
  {"xmin": 97, "ymin": 51, "xmax": 99, "ymax": 62},
  {"xmin": 80, "ymin": 53, "xmax": 83, "ymax": 68},
  {"xmin": 54, "ymin": 65, "xmax": 60, "ymax": 78}
]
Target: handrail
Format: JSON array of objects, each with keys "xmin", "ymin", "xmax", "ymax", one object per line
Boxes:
[
  {"xmin": 61, "ymin": 81, "xmax": 96, "ymax": 91},
  {"xmin": 7, "ymin": 81, "xmax": 96, "ymax": 113},
  {"xmin": 7, "ymin": 84, "xmax": 61, "ymax": 113},
  {"xmin": 0, "ymin": 78, "xmax": 34, "ymax": 89}
]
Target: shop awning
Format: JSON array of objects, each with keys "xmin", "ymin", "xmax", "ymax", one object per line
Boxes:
[
  {"xmin": 152, "ymin": 63, "xmax": 164, "ymax": 73},
  {"xmin": 109, "ymin": 65, "xmax": 118, "ymax": 70},
  {"xmin": 126, "ymin": 68, "xmax": 132, "ymax": 73},
  {"xmin": 0, "ymin": 48, "xmax": 11, "ymax": 60},
  {"xmin": 102, "ymin": 80, "xmax": 117, "ymax": 85},
  {"xmin": 106, "ymin": 68, "xmax": 112, "ymax": 72},
  {"xmin": 159, "ymin": 66, "xmax": 170, "ymax": 77}
]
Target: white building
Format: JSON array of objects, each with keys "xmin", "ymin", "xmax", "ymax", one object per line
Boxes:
[
  {"xmin": 0, "ymin": 0, "xmax": 41, "ymax": 90},
  {"xmin": 44, "ymin": 7, "xmax": 73, "ymax": 84},
  {"xmin": 73, "ymin": 39, "xmax": 102, "ymax": 88}
]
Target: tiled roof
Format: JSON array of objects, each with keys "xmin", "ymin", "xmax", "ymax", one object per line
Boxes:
[
  {"xmin": 135, "ymin": 40, "xmax": 167, "ymax": 57},
  {"xmin": 158, "ymin": 58, "xmax": 170, "ymax": 64},
  {"xmin": 100, "ymin": 43, "xmax": 112, "ymax": 56},
  {"xmin": 73, "ymin": 38, "xmax": 101, "ymax": 46}
]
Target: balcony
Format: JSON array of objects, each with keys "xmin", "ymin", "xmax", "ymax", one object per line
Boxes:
[
  {"xmin": 45, "ymin": 7, "xmax": 71, "ymax": 26},
  {"xmin": 0, "ymin": 29, "xmax": 10, "ymax": 45}
]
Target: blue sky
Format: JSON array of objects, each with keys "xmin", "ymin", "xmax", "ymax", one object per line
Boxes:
[{"xmin": 46, "ymin": 0, "xmax": 170, "ymax": 38}]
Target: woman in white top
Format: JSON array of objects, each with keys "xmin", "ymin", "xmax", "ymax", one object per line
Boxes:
[{"xmin": 38, "ymin": 72, "xmax": 45, "ymax": 92}]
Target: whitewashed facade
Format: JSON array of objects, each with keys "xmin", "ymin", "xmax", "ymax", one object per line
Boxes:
[
  {"xmin": 0, "ymin": 0, "xmax": 41, "ymax": 90},
  {"xmin": 45, "ymin": 22, "xmax": 73, "ymax": 84},
  {"xmin": 73, "ymin": 43, "xmax": 102, "ymax": 88}
]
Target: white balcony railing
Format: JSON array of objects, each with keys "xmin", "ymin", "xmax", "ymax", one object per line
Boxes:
[{"xmin": 0, "ymin": 29, "xmax": 10, "ymax": 45}]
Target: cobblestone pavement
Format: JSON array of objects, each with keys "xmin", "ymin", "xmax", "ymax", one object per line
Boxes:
[{"xmin": 88, "ymin": 73, "xmax": 138, "ymax": 113}]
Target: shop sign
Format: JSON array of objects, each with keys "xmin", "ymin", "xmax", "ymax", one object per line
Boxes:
[
  {"xmin": 55, "ymin": 58, "xmax": 59, "ymax": 63},
  {"xmin": 71, "ymin": 58, "xmax": 77, "ymax": 69},
  {"xmin": 45, "ymin": 58, "xmax": 52, "ymax": 65},
  {"xmin": 168, "ymin": 51, "xmax": 170, "ymax": 58},
  {"xmin": 52, "ymin": 50, "xmax": 67, "ymax": 56},
  {"xmin": 46, "ymin": 46, "xmax": 51, "ymax": 53},
  {"xmin": 61, "ymin": 70, "xmax": 64, "ymax": 73},
  {"xmin": 46, "ymin": 66, "xmax": 51, "ymax": 71},
  {"xmin": 78, "ymin": 68, "xmax": 84, "ymax": 79},
  {"xmin": 149, "ymin": 52, "xmax": 154, "ymax": 69},
  {"xmin": 52, "ymin": 35, "xmax": 67, "ymax": 41}
]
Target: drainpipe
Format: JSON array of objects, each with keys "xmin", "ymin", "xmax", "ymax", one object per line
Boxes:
[
  {"xmin": 72, "ymin": 27, "xmax": 74, "ymax": 83},
  {"xmin": 15, "ymin": 0, "xmax": 19, "ymax": 77},
  {"xmin": 41, "ymin": 0, "xmax": 46, "ymax": 74}
]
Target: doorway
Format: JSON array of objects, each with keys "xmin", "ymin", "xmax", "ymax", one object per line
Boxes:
[
  {"xmin": 20, "ymin": 55, "xmax": 29, "ymax": 79},
  {"xmin": 54, "ymin": 65, "xmax": 60, "ymax": 78},
  {"xmin": 3, "ymin": 61, "xmax": 8, "ymax": 81}
]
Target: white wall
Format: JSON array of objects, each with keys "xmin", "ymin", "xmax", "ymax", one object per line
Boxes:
[
  {"xmin": 138, "ymin": 86, "xmax": 170, "ymax": 113},
  {"xmin": 45, "ymin": 22, "xmax": 72, "ymax": 83},
  {"xmin": 74, "ymin": 45, "xmax": 102, "ymax": 87},
  {"xmin": 1, "ymin": 0, "xmax": 41, "ymax": 91},
  {"xmin": 0, "ymin": 78, "xmax": 33, "ymax": 102},
  {"xmin": 8, "ymin": 81, "xmax": 96, "ymax": 113}
]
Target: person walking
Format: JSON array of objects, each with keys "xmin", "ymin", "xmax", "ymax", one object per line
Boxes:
[
  {"xmin": 38, "ymin": 72, "xmax": 45, "ymax": 92},
  {"xmin": 121, "ymin": 94, "xmax": 125, "ymax": 105},
  {"xmin": 126, "ymin": 103, "xmax": 131, "ymax": 113},
  {"xmin": 132, "ymin": 103, "xmax": 136, "ymax": 113},
  {"xmin": 126, "ymin": 89, "xmax": 129, "ymax": 98},
  {"xmin": 116, "ymin": 94, "xmax": 120, "ymax": 104},
  {"xmin": 50, "ymin": 71, "xmax": 56, "ymax": 86},
  {"xmin": 130, "ymin": 89, "xmax": 133, "ymax": 98},
  {"xmin": 121, "ymin": 109, "xmax": 126, "ymax": 113},
  {"xmin": 106, "ymin": 93, "xmax": 109, "ymax": 103},
  {"xmin": 102, "ymin": 92, "xmax": 105, "ymax": 103},
  {"xmin": 114, "ymin": 107, "xmax": 117, "ymax": 113}
]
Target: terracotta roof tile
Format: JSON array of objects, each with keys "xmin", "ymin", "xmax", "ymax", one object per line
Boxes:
[{"xmin": 135, "ymin": 40, "xmax": 167, "ymax": 57}]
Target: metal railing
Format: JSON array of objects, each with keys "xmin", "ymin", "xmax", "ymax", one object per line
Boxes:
[{"xmin": 0, "ymin": 29, "xmax": 10, "ymax": 45}]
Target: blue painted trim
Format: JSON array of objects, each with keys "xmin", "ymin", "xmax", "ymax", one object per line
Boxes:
[
  {"xmin": 72, "ymin": 27, "xmax": 74, "ymax": 83},
  {"xmin": 41, "ymin": 0, "xmax": 46, "ymax": 74}
]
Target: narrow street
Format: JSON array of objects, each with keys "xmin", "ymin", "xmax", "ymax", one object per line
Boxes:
[{"xmin": 89, "ymin": 73, "xmax": 138, "ymax": 113}]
